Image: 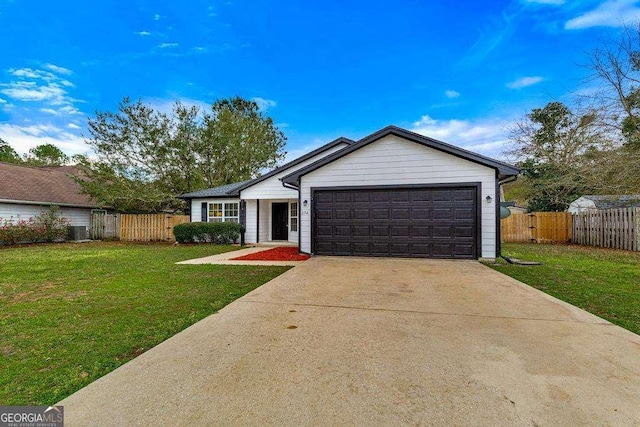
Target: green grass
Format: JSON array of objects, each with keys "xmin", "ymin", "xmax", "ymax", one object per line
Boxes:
[
  {"xmin": 488, "ymin": 243, "xmax": 640, "ymax": 335},
  {"xmin": 0, "ymin": 242, "xmax": 290, "ymax": 405}
]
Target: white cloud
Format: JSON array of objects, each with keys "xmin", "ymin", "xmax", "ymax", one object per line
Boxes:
[
  {"xmin": 9, "ymin": 68, "xmax": 41, "ymax": 79},
  {"xmin": 252, "ymin": 97, "xmax": 277, "ymax": 111},
  {"xmin": 67, "ymin": 123, "xmax": 81, "ymax": 130},
  {"xmin": 445, "ymin": 90, "xmax": 461, "ymax": 99},
  {"xmin": 135, "ymin": 31, "xmax": 151, "ymax": 36},
  {"xmin": 506, "ymin": 76, "xmax": 544, "ymax": 89},
  {"xmin": 44, "ymin": 63, "xmax": 72, "ymax": 75},
  {"xmin": 0, "ymin": 123, "xmax": 88, "ymax": 156},
  {"xmin": 158, "ymin": 42, "xmax": 178, "ymax": 48},
  {"xmin": 1, "ymin": 81, "xmax": 67, "ymax": 102},
  {"xmin": 565, "ymin": 0, "xmax": 640, "ymax": 29},
  {"xmin": 410, "ymin": 114, "xmax": 513, "ymax": 158},
  {"xmin": 153, "ymin": 13, "xmax": 160, "ymax": 20}
]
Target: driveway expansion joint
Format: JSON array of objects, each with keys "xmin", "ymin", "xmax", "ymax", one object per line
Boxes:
[{"xmin": 240, "ymin": 299, "xmax": 611, "ymax": 325}]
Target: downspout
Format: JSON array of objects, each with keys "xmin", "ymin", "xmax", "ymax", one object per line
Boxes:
[
  {"xmin": 281, "ymin": 179, "xmax": 302, "ymax": 254},
  {"xmin": 496, "ymin": 175, "xmax": 540, "ymax": 265}
]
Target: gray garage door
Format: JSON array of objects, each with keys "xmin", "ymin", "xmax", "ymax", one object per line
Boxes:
[{"xmin": 313, "ymin": 186, "xmax": 478, "ymax": 259}]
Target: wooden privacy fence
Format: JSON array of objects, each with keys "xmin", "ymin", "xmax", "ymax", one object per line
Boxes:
[
  {"xmin": 89, "ymin": 213, "xmax": 120, "ymax": 240},
  {"xmin": 90, "ymin": 213, "xmax": 190, "ymax": 242},
  {"xmin": 572, "ymin": 208, "xmax": 639, "ymax": 251},
  {"xmin": 501, "ymin": 212, "xmax": 572, "ymax": 244}
]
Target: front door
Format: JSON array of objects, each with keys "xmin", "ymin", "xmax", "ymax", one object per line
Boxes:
[{"xmin": 271, "ymin": 202, "xmax": 288, "ymax": 240}]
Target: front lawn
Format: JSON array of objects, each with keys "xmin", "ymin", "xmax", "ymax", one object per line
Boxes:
[
  {"xmin": 489, "ymin": 243, "xmax": 640, "ymax": 335},
  {"xmin": 0, "ymin": 242, "xmax": 290, "ymax": 405}
]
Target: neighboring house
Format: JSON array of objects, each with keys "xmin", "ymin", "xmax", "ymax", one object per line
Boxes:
[
  {"xmin": 567, "ymin": 195, "xmax": 640, "ymax": 214},
  {"xmin": 0, "ymin": 162, "xmax": 99, "ymax": 227},
  {"xmin": 179, "ymin": 126, "xmax": 520, "ymax": 260}
]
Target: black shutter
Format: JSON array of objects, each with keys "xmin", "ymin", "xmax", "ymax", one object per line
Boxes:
[{"xmin": 201, "ymin": 202, "xmax": 208, "ymax": 222}]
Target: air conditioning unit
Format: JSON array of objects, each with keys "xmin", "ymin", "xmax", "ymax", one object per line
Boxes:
[{"xmin": 67, "ymin": 226, "xmax": 88, "ymax": 241}]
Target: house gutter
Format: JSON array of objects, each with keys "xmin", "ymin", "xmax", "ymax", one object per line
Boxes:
[{"xmin": 0, "ymin": 198, "xmax": 99, "ymax": 209}]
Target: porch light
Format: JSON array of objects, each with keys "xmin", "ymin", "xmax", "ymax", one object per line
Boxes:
[
  {"xmin": 303, "ymin": 200, "xmax": 308, "ymax": 207},
  {"xmin": 486, "ymin": 195, "xmax": 493, "ymax": 203}
]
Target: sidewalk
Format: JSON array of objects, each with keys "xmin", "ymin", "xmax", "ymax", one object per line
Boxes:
[{"xmin": 177, "ymin": 245, "xmax": 306, "ymax": 266}]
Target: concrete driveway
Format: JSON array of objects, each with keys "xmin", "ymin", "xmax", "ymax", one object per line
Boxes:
[{"xmin": 60, "ymin": 257, "xmax": 640, "ymax": 426}]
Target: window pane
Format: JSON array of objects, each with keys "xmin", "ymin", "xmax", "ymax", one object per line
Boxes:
[
  {"xmin": 290, "ymin": 218, "xmax": 298, "ymax": 232},
  {"xmin": 290, "ymin": 202, "xmax": 298, "ymax": 217},
  {"xmin": 209, "ymin": 203, "xmax": 223, "ymax": 222},
  {"xmin": 225, "ymin": 203, "xmax": 239, "ymax": 217}
]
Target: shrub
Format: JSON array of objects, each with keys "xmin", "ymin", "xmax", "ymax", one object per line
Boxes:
[
  {"xmin": 173, "ymin": 222, "xmax": 242, "ymax": 244},
  {"xmin": 0, "ymin": 207, "xmax": 70, "ymax": 246},
  {"xmin": 33, "ymin": 206, "xmax": 70, "ymax": 242}
]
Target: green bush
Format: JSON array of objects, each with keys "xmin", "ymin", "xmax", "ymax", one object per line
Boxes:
[{"xmin": 173, "ymin": 221, "xmax": 242, "ymax": 244}]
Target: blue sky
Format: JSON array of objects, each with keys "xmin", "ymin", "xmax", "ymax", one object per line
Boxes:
[{"xmin": 1, "ymin": 0, "xmax": 639, "ymax": 162}]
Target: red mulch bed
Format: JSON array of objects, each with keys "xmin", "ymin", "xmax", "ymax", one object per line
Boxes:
[{"xmin": 231, "ymin": 246, "xmax": 310, "ymax": 261}]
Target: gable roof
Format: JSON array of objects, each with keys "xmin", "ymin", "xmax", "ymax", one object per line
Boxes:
[
  {"xmin": 0, "ymin": 162, "xmax": 98, "ymax": 208},
  {"xmin": 176, "ymin": 180, "xmax": 252, "ymax": 199},
  {"xmin": 234, "ymin": 137, "xmax": 354, "ymax": 193},
  {"xmin": 282, "ymin": 126, "xmax": 520, "ymax": 185},
  {"xmin": 578, "ymin": 195, "xmax": 640, "ymax": 210},
  {"xmin": 177, "ymin": 137, "xmax": 354, "ymax": 199}
]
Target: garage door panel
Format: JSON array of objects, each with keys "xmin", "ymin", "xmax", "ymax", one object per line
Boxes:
[
  {"xmin": 354, "ymin": 192, "xmax": 370, "ymax": 202},
  {"xmin": 391, "ymin": 226, "xmax": 409, "ymax": 237},
  {"xmin": 372, "ymin": 225, "xmax": 389, "ymax": 237},
  {"xmin": 334, "ymin": 225, "xmax": 351, "ymax": 236},
  {"xmin": 391, "ymin": 209, "xmax": 409, "ymax": 220},
  {"xmin": 314, "ymin": 186, "xmax": 477, "ymax": 259},
  {"xmin": 371, "ymin": 243, "xmax": 390, "ymax": 255},
  {"xmin": 455, "ymin": 208, "xmax": 475, "ymax": 220},
  {"xmin": 433, "ymin": 208, "xmax": 453, "ymax": 220},
  {"xmin": 411, "ymin": 225, "xmax": 431, "ymax": 238},
  {"xmin": 353, "ymin": 209, "xmax": 370, "ymax": 219},
  {"xmin": 411, "ymin": 208, "xmax": 431, "ymax": 220},
  {"xmin": 353, "ymin": 225, "xmax": 370, "ymax": 237},
  {"xmin": 335, "ymin": 209, "xmax": 351, "ymax": 220},
  {"xmin": 454, "ymin": 189, "xmax": 475, "ymax": 202},
  {"xmin": 334, "ymin": 192, "xmax": 351, "ymax": 203},
  {"xmin": 371, "ymin": 192, "xmax": 390, "ymax": 203},
  {"xmin": 454, "ymin": 226, "xmax": 475, "ymax": 238},
  {"xmin": 352, "ymin": 242, "xmax": 371, "ymax": 255},
  {"xmin": 372, "ymin": 209, "xmax": 390, "ymax": 220},
  {"xmin": 317, "ymin": 209, "xmax": 333, "ymax": 220},
  {"xmin": 390, "ymin": 243, "xmax": 410, "ymax": 255}
]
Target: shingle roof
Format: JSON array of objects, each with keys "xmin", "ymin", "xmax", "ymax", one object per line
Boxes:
[
  {"xmin": 0, "ymin": 162, "xmax": 98, "ymax": 207},
  {"xmin": 582, "ymin": 195, "xmax": 640, "ymax": 210},
  {"xmin": 177, "ymin": 180, "xmax": 253, "ymax": 199}
]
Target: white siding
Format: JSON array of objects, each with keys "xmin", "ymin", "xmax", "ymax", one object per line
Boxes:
[
  {"xmin": 190, "ymin": 198, "xmax": 240, "ymax": 222},
  {"xmin": 244, "ymin": 199, "xmax": 258, "ymax": 243},
  {"xmin": 0, "ymin": 202, "xmax": 92, "ymax": 227},
  {"xmin": 240, "ymin": 143, "xmax": 348, "ymax": 200},
  {"xmin": 298, "ymin": 134, "xmax": 498, "ymax": 258},
  {"xmin": 259, "ymin": 200, "xmax": 269, "ymax": 242}
]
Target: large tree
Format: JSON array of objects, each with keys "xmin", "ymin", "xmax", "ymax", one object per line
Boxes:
[
  {"xmin": 507, "ymin": 102, "xmax": 611, "ymax": 211},
  {"xmin": 79, "ymin": 96, "xmax": 286, "ymax": 213},
  {"xmin": 0, "ymin": 138, "xmax": 21, "ymax": 163},
  {"xmin": 24, "ymin": 143, "xmax": 69, "ymax": 166},
  {"xmin": 589, "ymin": 24, "xmax": 640, "ymax": 149}
]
